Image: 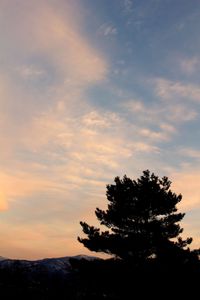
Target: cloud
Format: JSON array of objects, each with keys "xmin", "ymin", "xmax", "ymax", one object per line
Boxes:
[
  {"xmin": 0, "ymin": 0, "xmax": 110, "ymax": 155},
  {"xmin": 98, "ymin": 23, "xmax": 118, "ymax": 37},
  {"xmin": 81, "ymin": 111, "xmax": 121, "ymax": 128},
  {"xmin": 122, "ymin": 99, "xmax": 185, "ymax": 142},
  {"xmin": 179, "ymin": 148, "xmax": 200, "ymax": 160},
  {"xmin": 124, "ymin": 97, "xmax": 197, "ymax": 126},
  {"xmin": 25, "ymin": 107, "xmax": 132, "ymax": 170},
  {"xmin": 7, "ymin": 101, "xmax": 162, "ymax": 211},
  {"xmin": 180, "ymin": 57, "xmax": 200, "ymax": 74},
  {"xmin": 1, "ymin": 0, "xmax": 108, "ymax": 85},
  {"xmin": 154, "ymin": 78, "xmax": 200, "ymax": 102},
  {"xmin": 159, "ymin": 123, "xmax": 177, "ymax": 134},
  {"xmin": 139, "ymin": 128, "xmax": 169, "ymax": 141},
  {"xmin": 17, "ymin": 65, "xmax": 46, "ymax": 79},
  {"xmin": 123, "ymin": 0, "xmax": 134, "ymax": 14},
  {"xmin": 125, "ymin": 99, "xmax": 145, "ymax": 112},
  {"xmin": 132, "ymin": 142, "xmax": 160, "ymax": 153},
  {"xmin": 0, "ymin": 0, "xmax": 109, "ymax": 158},
  {"xmin": 123, "ymin": 79, "xmax": 199, "ymax": 134},
  {"xmin": 0, "ymin": 0, "xmax": 111, "ymax": 259},
  {"xmin": 167, "ymin": 104, "xmax": 197, "ymax": 122}
]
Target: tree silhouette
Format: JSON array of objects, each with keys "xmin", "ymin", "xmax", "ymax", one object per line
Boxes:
[{"xmin": 78, "ymin": 170, "xmax": 198, "ymax": 264}]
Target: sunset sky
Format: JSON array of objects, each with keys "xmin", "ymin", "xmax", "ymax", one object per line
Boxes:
[{"xmin": 0, "ymin": 0, "xmax": 200, "ymax": 259}]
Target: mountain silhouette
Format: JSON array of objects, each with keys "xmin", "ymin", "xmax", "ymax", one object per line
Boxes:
[{"xmin": 0, "ymin": 255, "xmax": 100, "ymax": 299}]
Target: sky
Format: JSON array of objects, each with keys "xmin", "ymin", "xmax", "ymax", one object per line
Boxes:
[{"xmin": 0, "ymin": 0, "xmax": 200, "ymax": 259}]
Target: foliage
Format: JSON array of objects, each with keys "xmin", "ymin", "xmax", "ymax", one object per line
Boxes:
[{"xmin": 78, "ymin": 170, "xmax": 198, "ymax": 264}]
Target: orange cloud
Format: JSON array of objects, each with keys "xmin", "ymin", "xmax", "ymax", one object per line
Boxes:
[
  {"xmin": 0, "ymin": 170, "xmax": 70, "ymax": 207},
  {"xmin": 0, "ymin": 0, "xmax": 107, "ymax": 86}
]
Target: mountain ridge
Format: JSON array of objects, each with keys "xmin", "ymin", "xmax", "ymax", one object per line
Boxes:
[{"xmin": 0, "ymin": 254, "xmax": 100, "ymax": 276}]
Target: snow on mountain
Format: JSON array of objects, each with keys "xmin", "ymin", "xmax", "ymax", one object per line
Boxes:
[
  {"xmin": 0, "ymin": 255, "xmax": 99, "ymax": 276},
  {"xmin": 0, "ymin": 256, "xmax": 7, "ymax": 261}
]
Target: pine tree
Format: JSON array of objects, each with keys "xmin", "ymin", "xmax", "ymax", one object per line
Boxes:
[{"xmin": 78, "ymin": 170, "xmax": 197, "ymax": 264}]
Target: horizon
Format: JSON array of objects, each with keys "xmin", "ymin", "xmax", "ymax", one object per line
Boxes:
[{"xmin": 0, "ymin": 0, "xmax": 200, "ymax": 259}]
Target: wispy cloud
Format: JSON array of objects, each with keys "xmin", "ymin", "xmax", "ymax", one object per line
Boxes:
[
  {"xmin": 154, "ymin": 78, "xmax": 200, "ymax": 102},
  {"xmin": 179, "ymin": 148, "xmax": 200, "ymax": 160},
  {"xmin": 0, "ymin": 0, "xmax": 110, "ymax": 258},
  {"xmin": 123, "ymin": 0, "xmax": 134, "ymax": 14},
  {"xmin": 0, "ymin": 0, "xmax": 109, "ymax": 159},
  {"xmin": 98, "ymin": 23, "xmax": 118, "ymax": 37},
  {"xmin": 124, "ymin": 97, "xmax": 197, "ymax": 126},
  {"xmin": 139, "ymin": 128, "xmax": 169, "ymax": 141},
  {"xmin": 17, "ymin": 65, "xmax": 46, "ymax": 79},
  {"xmin": 125, "ymin": 99, "xmax": 145, "ymax": 112},
  {"xmin": 159, "ymin": 123, "xmax": 177, "ymax": 134},
  {"xmin": 180, "ymin": 57, "xmax": 200, "ymax": 75},
  {"xmin": 0, "ymin": 0, "xmax": 108, "ymax": 90},
  {"xmin": 123, "ymin": 98, "xmax": 189, "ymax": 141},
  {"xmin": 82, "ymin": 110, "xmax": 121, "ymax": 128}
]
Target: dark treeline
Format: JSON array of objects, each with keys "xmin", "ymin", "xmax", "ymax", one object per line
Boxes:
[
  {"xmin": 0, "ymin": 170, "xmax": 199, "ymax": 299},
  {"xmin": 0, "ymin": 255, "xmax": 199, "ymax": 299},
  {"xmin": 70, "ymin": 255, "xmax": 200, "ymax": 299}
]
